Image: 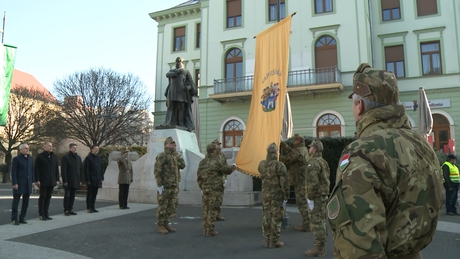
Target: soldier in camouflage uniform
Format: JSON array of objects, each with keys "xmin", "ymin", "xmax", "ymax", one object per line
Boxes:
[
  {"xmin": 279, "ymin": 134, "xmax": 310, "ymax": 231},
  {"xmin": 197, "ymin": 143, "xmax": 236, "ymax": 237},
  {"xmin": 259, "ymin": 142, "xmax": 289, "ymax": 248},
  {"xmin": 211, "ymin": 138, "xmax": 227, "ymax": 221},
  {"xmin": 327, "ymin": 63, "xmax": 443, "ymax": 259},
  {"xmin": 154, "ymin": 136, "xmax": 185, "ymax": 234},
  {"xmin": 304, "ymin": 138, "xmax": 330, "ymax": 257}
]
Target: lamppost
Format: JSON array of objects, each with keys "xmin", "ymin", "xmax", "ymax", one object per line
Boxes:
[{"xmin": 97, "ymin": 101, "xmax": 117, "ymax": 146}]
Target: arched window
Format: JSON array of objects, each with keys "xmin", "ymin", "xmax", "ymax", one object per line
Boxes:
[
  {"xmin": 223, "ymin": 119, "xmax": 244, "ymax": 147},
  {"xmin": 317, "ymin": 113, "xmax": 341, "ymax": 137},
  {"xmin": 315, "ymin": 35, "xmax": 338, "ymax": 83},
  {"xmin": 225, "ymin": 48, "xmax": 243, "ymax": 92},
  {"xmin": 432, "ymin": 114, "xmax": 450, "ymax": 152}
]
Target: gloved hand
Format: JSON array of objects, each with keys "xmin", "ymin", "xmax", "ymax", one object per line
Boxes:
[
  {"xmin": 158, "ymin": 185, "xmax": 164, "ymax": 195},
  {"xmin": 224, "ymin": 179, "xmax": 228, "ymax": 188},
  {"xmin": 282, "ymin": 200, "xmax": 287, "ymax": 207}
]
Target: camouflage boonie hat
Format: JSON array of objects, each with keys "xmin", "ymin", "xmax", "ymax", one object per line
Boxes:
[
  {"xmin": 293, "ymin": 134, "xmax": 304, "ymax": 143},
  {"xmin": 309, "ymin": 138, "xmax": 323, "ymax": 152},
  {"xmin": 266, "ymin": 142, "xmax": 278, "ymax": 154},
  {"xmin": 121, "ymin": 148, "xmax": 129, "ymax": 154},
  {"xmin": 212, "ymin": 139, "xmax": 222, "ymax": 145},
  {"xmin": 348, "ymin": 63, "xmax": 399, "ymax": 105},
  {"xmin": 164, "ymin": 136, "xmax": 175, "ymax": 145},
  {"xmin": 206, "ymin": 143, "xmax": 217, "ymax": 153}
]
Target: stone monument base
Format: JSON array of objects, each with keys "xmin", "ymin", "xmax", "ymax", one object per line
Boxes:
[{"xmin": 97, "ymin": 128, "xmax": 261, "ymax": 206}]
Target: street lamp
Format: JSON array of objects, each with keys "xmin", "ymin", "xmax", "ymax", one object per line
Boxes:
[{"xmin": 97, "ymin": 101, "xmax": 117, "ymax": 146}]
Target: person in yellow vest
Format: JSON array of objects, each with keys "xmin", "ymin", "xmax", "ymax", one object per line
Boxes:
[{"xmin": 443, "ymin": 154, "xmax": 460, "ymax": 216}]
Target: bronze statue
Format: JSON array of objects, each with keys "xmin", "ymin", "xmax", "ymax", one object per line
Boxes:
[{"xmin": 161, "ymin": 57, "xmax": 198, "ymax": 132}]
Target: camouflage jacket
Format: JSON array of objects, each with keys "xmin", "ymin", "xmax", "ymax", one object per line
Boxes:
[
  {"xmin": 279, "ymin": 143, "xmax": 309, "ymax": 186},
  {"xmin": 259, "ymin": 153, "xmax": 289, "ymax": 201},
  {"xmin": 197, "ymin": 153, "xmax": 235, "ymax": 190},
  {"xmin": 217, "ymin": 149, "xmax": 228, "ymax": 183},
  {"xmin": 328, "ymin": 104, "xmax": 443, "ymax": 258},
  {"xmin": 154, "ymin": 147, "xmax": 185, "ymax": 188},
  {"xmin": 305, "ymin": 152, "xmax": 330, "ymax": 199}
]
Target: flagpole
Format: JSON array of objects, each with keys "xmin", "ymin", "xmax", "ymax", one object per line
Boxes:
[
  {"xmin": 2, "ymin": 12, "xmax": 5, "ymax": 43},
  {"xmin": 275, "ymin": 1, "xmax": 292, "ymax": 229}
]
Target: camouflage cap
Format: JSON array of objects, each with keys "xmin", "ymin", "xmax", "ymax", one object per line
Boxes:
[
  {"xmin": 266, "ymin": 142, "xmax": 278, "ymax": 154},
  {"xmin": 293, "ymin": 134, "xmax": 304, "ymax": 143},
  {"xmin": 309, "ymin": 138, "xmax": 324, "ymax": 152},
  {"xmin": 212, "ymin": 139, "xmax": 222, "ymax": 145},
  {"xmin": 348, "ymin": 63, "xmax": 399, "ymax": 105},
  {"xmin": 206, "ymin": 143, "xmax": 217, "ymax": 154},
  {"xmin": 164, "ymin": 136, "xmax": 175, "ymax": 145}
]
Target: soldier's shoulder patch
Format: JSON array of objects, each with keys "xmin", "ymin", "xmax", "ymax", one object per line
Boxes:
[
  {"xmin": 327, "ymin": 195, "xmax": 340, "ymax": 220},
  {"xmin": 339, "ymin": 153, "xmax": 350, "ymax": 171}
]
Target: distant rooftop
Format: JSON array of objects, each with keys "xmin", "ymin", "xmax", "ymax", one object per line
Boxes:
[
  {"xmin": 11, "ymin": 69, "xmax": 57, "ymax": 101},
  {"xmin": 174, "ymin": 0, "xmax": 200, "ymax": 8}
]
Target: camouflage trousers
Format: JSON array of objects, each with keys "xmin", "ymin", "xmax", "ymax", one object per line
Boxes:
[
  {"xmin": 294, "ymin": 183, "xmax": 310, "ymax": 227},
  {"xmin": 202, "ymin": 189, "xmax": 220, "ymax": 231},
  {"xmin": 262, "ymin": 198, "xmax": 284, "ymax": 242},
  {"xmin": 308, "ymin": 196, "xmax": 328, "ymax": 246},
  {"xmin": 156, "ymin": 186, "xmax": 179, "ymax": 225},
  {"xmin": 216, "ymin": 188, "xmax": 224, "ymax": 215}
]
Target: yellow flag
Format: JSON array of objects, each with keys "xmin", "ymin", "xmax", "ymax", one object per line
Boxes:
[{"xmin": 235, "ymin": 15, "xmax": 292, "ymax": 177}]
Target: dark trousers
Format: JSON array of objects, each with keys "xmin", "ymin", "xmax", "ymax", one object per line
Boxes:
[
  {"xmin": 63, "ymin": 187, "xmax": 77, "ymax": 212},
  {"xmin": 12, "ymin": 193, "xmax": 30, "ymax": 221},
  {"xmin": 38, "ymin": 186, "xmax": 54, "ymax": 216},
  {"xmin": 445, "ymin": 183, "xmax": 459, "ymax": 213},
  {"xmin": 119, "ymin": 184, "xmax": 130, "ymax": 208},
  {"xmin": 87, "ymin": 186, "xmax": 99, "ymax": 209}
]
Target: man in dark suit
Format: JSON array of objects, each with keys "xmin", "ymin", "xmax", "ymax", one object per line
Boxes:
[
  {"xmin": 34, "ymin": 142, "xmax": 60, "ymax": 221},
  {"xmin": 11, "ymin": 143, "xmax": 35, "ymax": 225},
  {"xmin": 61, "ymin": 143, "xmax": 82, "ymax": 216},
  {"xmin": 84, "ymin": 145, "xmax": 104, "ymax": 213}
]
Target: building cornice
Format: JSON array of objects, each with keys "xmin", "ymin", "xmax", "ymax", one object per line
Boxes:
[{"xmin": 149, "ymin": 5, "xmax": 201, "ymax": 22}]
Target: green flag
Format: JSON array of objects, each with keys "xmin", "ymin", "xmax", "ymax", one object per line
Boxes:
[{"xmin": 0, "ymin": 44, "xmax": 17, "ymax": 126}]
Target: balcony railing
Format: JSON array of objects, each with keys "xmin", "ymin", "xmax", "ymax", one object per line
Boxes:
[{"xmin": 213, "ymin": 66, "xmax": 341, "ymax": 94}]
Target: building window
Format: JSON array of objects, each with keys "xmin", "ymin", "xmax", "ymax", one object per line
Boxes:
[
  {"xmin": 223, "ymin": 120, "xmax": 243, "ymax": 147},
  {"xmin": 173, "ymin": 26, "xmax": 185, "ymax": 52},
  {"xmin": 317, "ymin": 113, "xmax": 341, "ymax": 137},
  {"xmin": 416, "ymin": 0, "xmax": 438, "ymax": 16},
  {"xmin": 315, "ymin": 35, "xmax": 337, "ymax": 83},
  {"xmin": 381, "ymin": 0, "xmax": 400, "ymax": 21},
  {"xmin": 196, "ymin": 23, "xmax": 201, "ymax": 48},
  {"xmin": 269, "ymin": 0, "xmax": 285, "ymax": 21},
  {"xmin": 227, "ymin": 0, "xmax": 242, "ymax": 28},
  {"xmin": 385, "ymin": 45, "xmax": 405, "ymax": 78},
  {"xmin": 194, "ymin": 69, "xmax": 200, "ymax": 89},
  {"xmin": 432, "ymin": 114, "xmax": 450, "ymax": 152},
  {"xmin": 421, "ymin": 41, "xmax": 442, "ymax": 75},
  {"xmin": 225, "ymin": 48, "xmax": 243, "ymax": 92},
  {"xmin": 315, "ymin": 0, "xmax": 333, "ymax": 14}
]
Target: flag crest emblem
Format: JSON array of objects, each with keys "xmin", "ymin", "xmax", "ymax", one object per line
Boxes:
[{"xmin": 260, "ymin": 82, "xmax": 279, "ymax": 112}]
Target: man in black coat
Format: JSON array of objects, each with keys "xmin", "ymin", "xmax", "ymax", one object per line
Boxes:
[
  {"xmin": 84, "ymin": 145, "xmax": 104, "ymax": 213},
  {"xmin": 11, "ymin": 143, "xmax": 34, "ymax": 225},
  {"xmin": 61, "ymin": 143, "xmax": 82, "ymax": 216},
  {"xmin": 34, "ymin": 142, "xmax": 60, "ymax": 220}
]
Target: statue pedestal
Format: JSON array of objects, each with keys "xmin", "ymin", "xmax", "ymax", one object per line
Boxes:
[{"xmin": 98, "ymin": 129, "xmax": 261, "ymax": 206}]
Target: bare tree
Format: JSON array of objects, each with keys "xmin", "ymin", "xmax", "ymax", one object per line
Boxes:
[
  {"xmin": 53, "ymin": 67, "xmax": 152, "ymax": 148},
  {"xmin": 0, "ymin": 86, "xmax": 59, "ymax": 182}
]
